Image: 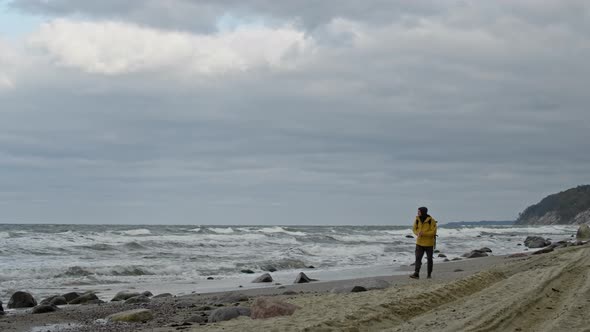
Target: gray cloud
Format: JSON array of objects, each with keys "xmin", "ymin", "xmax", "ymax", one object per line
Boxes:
[{"xmin": 1, "ymin": 1, "xmax": 589, "ymax": 224}]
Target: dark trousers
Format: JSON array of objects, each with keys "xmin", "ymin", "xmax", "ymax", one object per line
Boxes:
[{"xmin": 414, "ymin": 245, "xmax": 434, "ymax": 276}]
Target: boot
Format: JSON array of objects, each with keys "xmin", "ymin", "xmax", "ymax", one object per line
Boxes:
[{"xmin": 409, "ymin": 273, "xmax": 419, "ymax": 279}]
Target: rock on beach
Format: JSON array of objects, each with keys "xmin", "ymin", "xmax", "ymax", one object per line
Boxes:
[{"xmin": 8, "ymin": 291, "xmax": 37, "ymax": 309}]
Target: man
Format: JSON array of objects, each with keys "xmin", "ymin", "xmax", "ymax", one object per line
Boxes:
[{"xmin": 410, "ymin": 206, "xmax": 437, "ymax": 279}]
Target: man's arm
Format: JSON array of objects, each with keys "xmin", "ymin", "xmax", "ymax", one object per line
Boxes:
[{"xmin": 412, "ymin": 219, "xmax": 419, "ymax": 236}]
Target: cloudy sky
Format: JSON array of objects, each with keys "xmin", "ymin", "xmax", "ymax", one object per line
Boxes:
[{"xmin": 0, "ymin": 0, "xmax": 588, "ymax": 225}]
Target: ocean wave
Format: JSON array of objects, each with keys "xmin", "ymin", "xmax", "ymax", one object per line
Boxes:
[
  {"xmin": 256, "ymin": 226, "xmax": 307, "ymax": 236},
  {"xmin": 108, "ymin": 266, "xmax": 154, "ymax": 276},
  {"xmin": 56, "ymin": 266, "xmax": 94, "ymax": 277},
  {"xmin": 75, "ymin": 243, "xmax": 116, "ymax": 251},
  {"xmin": 121, "ymin": 229, "xmax": 152, "ymax": 236},
  {"xmin": 0, "ymin": 232, "xmax": 10, "ymax": 238},
  {"xmin": 258, "ymin": 258, "xmax": 308, "ymax": 271},
  {"xmin": 123, "ymin": 241, "xmax": 147, "ymax": 250},
  {"xmin": 188, "ymin": 228, "xmax": 201, "ymax": 233},
  {"xmin": 208, "ymin": 227, "xmax": 234, "ymax": 234}
]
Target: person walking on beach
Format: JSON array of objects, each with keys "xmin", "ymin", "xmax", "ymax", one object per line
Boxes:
[{"xmin": 410, "ymin": 206, "xmax": 437, "ymax": 279}]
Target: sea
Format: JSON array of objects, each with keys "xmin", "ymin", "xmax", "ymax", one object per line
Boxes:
[{"xmin": 0, "ymin": 224, "xmax": 578, "ymax": 301}]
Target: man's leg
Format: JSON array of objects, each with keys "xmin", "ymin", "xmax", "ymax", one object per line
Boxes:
[
  {"xmin": 411, "ymin": 245, "xmax": 425, "ymax": 278},
  {"xmin": 425, "ymin": 246, "xmax": 434, "ymax": 278}
]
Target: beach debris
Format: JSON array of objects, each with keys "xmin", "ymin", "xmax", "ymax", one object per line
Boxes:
[
  {"xmin": 8, "ymin": 291, "xmax": 37, "ymax": 309},
  {"xmin": 507, "ymin": 253, "xmax": 528, "ymax": 258},
  {"xmin": 108, "ymin": 308, "xmax": 154, "ymax": 322},
  {"xmin": 111, "ymin": 291, "xmax": 141, "ymax": 302},
  {"xmin": 524, "ymin": 236, "xmax": 551, "ymax": 248},
  {"xmin": 252, "ymin": 273, "xmax": 273, "ymax": 283},
  {"xmin": 41, "ymin": 295, "xmax": 67, "ymax": 306},
  {"xmin": 532, "ymin": 246, "xmax": 554, "ymax": 255},
  {"xmin": 250, "ymin": 297, "xmax": 300, "ymax": 319},
  {"xmin": 462, "ymin": 250, "xmax": 488, "ymax": 258},
  {"xmin": 576, "ymin": 224, "xmax": 590, "ymax": 240},
  {"xmin": 124, "ymin": 295, "xmax": 151, "ymax": 304},
  {"xmin": 153, "ymin": 293, "xmax": 173, "ymax": 299},
  {"xmin": 68, "ymin": 292, "xmax": 100, "ymax": 305},
  {"xmin": 62, "ymin": 292, "xmax": 81, "ymax": 303},
  {"xmin": 438, "ymin": 253, "xmax": 447, "ymax": 258},
  {"xmin": 31, "ymin": 304, "xmax": 59, "ymax": 314},
  {"xmin": 142, "ymin": 291, "xmax": 153, "ymax": 297},
  {"xmin": 241, "ymin": 269, "xmax": 255, "ymax": 274},
  {"xmin": 479, "ymin": 247, "xmax": 492, "ymax": 253},
  {"xmin": 294, "ymin": 272, "xmax": 317, "ymax": 284},
  {"xmin": 351, "ymin": 286, "xmax": 368, "ymax": 292},
  {"xmin": 210, "ymin": 292, "xmax": 248, "ymax": 305},
  {"xmin": 208, "ymin": 307, "xmax": 251, "ymax": 323}
]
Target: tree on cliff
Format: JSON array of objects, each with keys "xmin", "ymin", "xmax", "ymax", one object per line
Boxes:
[{"xmin": 516, "ymin": 185, "xmax": 590, "ymax": 225}]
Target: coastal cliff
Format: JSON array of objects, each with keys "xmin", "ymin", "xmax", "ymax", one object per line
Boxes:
[{"xmin": 515, "ymin": 185, "xmax": 590, "ymax": 225}]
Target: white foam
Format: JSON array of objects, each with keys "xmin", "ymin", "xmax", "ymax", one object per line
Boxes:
[
  {"xmin": 0, "ymin": 232, "xmax": 9, "ymax": 238},
  {"xmin": 256, "ymin": 226, "xmax": 306, "ymax": 236},
  {"xmin": 209, "ymin": 227, "xmax": 234, "ymax": 234},
  {"xmin": 188, "ymin": 228, "xmax": 201, "ymax": 232},
  {"xmin": 121, "ymin": 229, "xmax": 152, "ymax": 236}
]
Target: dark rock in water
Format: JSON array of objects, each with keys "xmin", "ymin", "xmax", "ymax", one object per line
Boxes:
[
  {"xmin": 141, "ymin": 291, "xmax": 153, "ymax": 297},
  {"xmin": 32, "ymin": 304, "xmax": 59, "ymax": 314},
  {"xmin": 351, "ymin": 286, "xmax": 368, "ymax": 293},
  {"xmin": 125, "ymin": 295, "xmax": 151, "ymax": 304},
  {"xmin": 463, "ymin": 250, "xmax": 488, "ymax": 258},
  {"xmin": 576, "ymin": 224, "xmax": 590, "ymax": 240},
  {"xmin": 307, "ymin": 265, "xmax": 315, "ymax": 269},
  {"xmin": 208, "ymin": 307, "xmax": 251, "ymax": 323},
  {"xmin": 434, "ymin": 250, "xmax": 440, "ymax": 253},
  {"xmin": 454, "ymin": 269, "xmax": 464, "ymax": 272},
  {"xmin": 41, "ymin": 296, "xmax": 67, "ymax": 306},
  {"xmin": 438, "ymin": 254, "xmax": 447, "ymax": 258},
  {"xmin": 443, "ymin": 258, "xmax": 450, "ymax": 262},
  {"xmin": 153, "ymin": 293, "xmax": 173, "ymax": 299},
  {"xmin": 207, "ymin": 277, "xmax": 214, "ymax": 280},
  {"xmin": 476, "ymin": 235, "xmax": 482, "ymax": 238},
  {"xmin": 251, "ymin": 297, "xmax": 299, "ymax": 319},
  {"xmin": 524, "ymin": 236, "xmax": 551, "ymax": 248},
  {"xmin": 68, "ymin": 293, "xmax": 99, "ymax": 305},
  {"xmin": 241, "ymin": 269, "xmax": 255, "ymax": 274},
  {"xmin": 532, "ymin": 247, "xmax": 554, "ymax": 255},
  {"xmin": 111, "ymin": 291, "xmax": 141, "ymax": 302},
  {"xmin": 405, "ymin": 235, "xmax": 414, "ymax": 238},
  {"xmin": 252, "ymin": 273, "xmax": 273, "ymax": 283},
  {"xmin": 260, "ymin": 265, "xmax": 278, "ymax": 272},
  {"xmin": 62, "ymin": 292, "xmax": 81, "ymax": 303},
  {"xmin": 479, "ymin": 247, "xmax": 492, "ymax": 253},
  {"xmin": 517, "ymin": 243, "xmax": 522, "ymax": 246},
  {"xmin": 8, "ymin": 291, "xmax": 37, "ymax": 309},
  {"xmin": 451, "ymin": 257, "xmax": 462, "ymax": 261},
  {"xmin": 294, "ymin": 272, "xmax": 317, "ymax": 284}
]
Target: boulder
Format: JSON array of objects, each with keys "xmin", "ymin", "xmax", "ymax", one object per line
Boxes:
[
  {"xmin": 111, "ymin": 291, "xmax": 141, "ymax": 302},
  {"xmin": 576, "ymin": 224, "xmax": 590, "ymax": 240},
  {"xmin": 141, "ymin": 291, "xmax": 153, "ymax": 297},
  {"xmin": 208, "ymin": 307, "xmax": 251, "ymax": 323},
  {"xmin": 124, "ymin": 295, "xmax": 151, "ymax": 304},
  {"xmin": 108, "ymin": 309, "xmax": 153, "ymax": 322},
  {"xmin": 8, "ymin": 291, "xmax": 37, "ymax": 309},
  {"xmin": 153, "ymin": 293, "xmax": 173, "ymax": 299},
  {"xmin": 293, "ymin": 272, "xmax": 317, "ymax": 284},
  {"xmin": 62, "ymin": 292, "xmax": 81, "ymax": 303},
  {"xmin": 41, "ymin": 296, "xmax": 67, "ymax": 306},
  {"xmin": 252, "ymin": 273, "xmax": 273, "ymax": 283},
  {"xmin": 250, "ymin": 297, "xmax": 300, "ymax": 319},
  {"xmin": 479, "ymin": 247, "xmax": 492, "ymax": 253},
  {"xmin": 462, "ymin": 250, "xmax": 488, "ymax": 258},
  {"xmin": 68, "ymin": 293, "xmax": 99, "ymax": 305},
  {"xmin": 31, "ymin": 304, "xmax": 59, "ymax": 314},
  {"xmin": 524, "ymin": 236, "xmax": 551, "ymax": 248},
  {"xmin": 240, "ymin": 269, "xmax": 255, "ymax": 274},
  {"xmin": 443, "ymin": 258, "xmax": 450, "ymax": 262}
]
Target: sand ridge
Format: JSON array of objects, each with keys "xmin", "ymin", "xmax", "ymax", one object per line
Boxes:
[{"xmin": 194, "ymin": 244, "xmax": 590, "ymax": 332}]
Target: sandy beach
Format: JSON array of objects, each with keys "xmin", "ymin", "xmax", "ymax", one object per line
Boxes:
[{"xmin": 1, "ymin": 242, "xmax": 588, "ymax": 332}]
